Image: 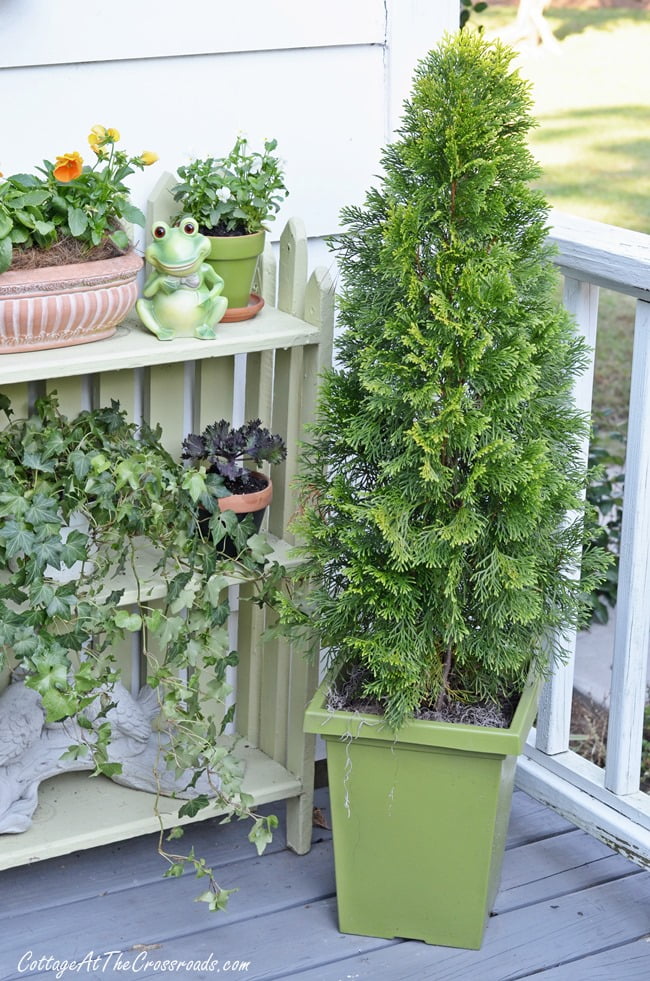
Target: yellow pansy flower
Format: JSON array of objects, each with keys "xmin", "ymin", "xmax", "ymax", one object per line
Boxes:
[
  {"xmin": 88, "ymin": 125, "xmax": 106, "ymax": 152},
  {"xmin": 139, "ymin": 151, "xmax": 158, "ymax": 166},
  {"xmin": 88, "ymin": 125, "xmax": 120, "ymax": 154}
]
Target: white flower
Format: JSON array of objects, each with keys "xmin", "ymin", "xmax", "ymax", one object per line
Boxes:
[
  {"xmin": 248, "ymin": 160, "xmax": 261, "ymax": 175},
  {"xmin": 216, "ymin": 186, "xmax": 232, "ymax": 203}
]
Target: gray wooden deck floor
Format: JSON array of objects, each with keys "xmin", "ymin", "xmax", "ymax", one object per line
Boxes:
[{"xmin": 1, "ymin": 785, "xmax": 650, "ymax": 980}]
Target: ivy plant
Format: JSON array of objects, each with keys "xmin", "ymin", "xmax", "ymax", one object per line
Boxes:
[
  {"xmin": 0, "ymin": 391, "xmax": 281, "ymax": 908},
  {"xmin": 274, "ymin": 32, "xmax": 609, "ymax": 730}
]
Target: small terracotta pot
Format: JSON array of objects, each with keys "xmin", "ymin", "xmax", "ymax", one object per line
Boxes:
[
  {"xmin": 0, "ymin": 249, "xmax": 143, "ymax": 353},
  {"xmin": 200, "ymin": 473, "xmax": 273, "ymax": 557},
  {"xmin": 217, "ymin": 473, "xmax": 273, "ymax": 517}
]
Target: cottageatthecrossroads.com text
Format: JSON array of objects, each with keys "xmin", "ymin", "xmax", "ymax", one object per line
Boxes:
[{"xmin": 15, "ymin": 950, "xmax": 252, "ymax": 977}]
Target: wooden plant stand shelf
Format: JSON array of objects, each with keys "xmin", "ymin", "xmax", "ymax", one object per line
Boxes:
[
  {"xmin": 0, "ymin": 744, "xmax": 302, "ymax": 870},
  {"xmin": 0, "ymin": 214, "xmax": 334, "ymax": 867}
]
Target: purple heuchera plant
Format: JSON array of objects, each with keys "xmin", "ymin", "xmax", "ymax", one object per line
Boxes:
[{"xmin": 182, "ymin": 418, "xmax": 287, "ymax": 487}]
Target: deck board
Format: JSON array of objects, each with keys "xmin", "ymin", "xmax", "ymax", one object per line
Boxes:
[{"xmin": 1, "ymin": 788, "xmax": 649, "ymax": 981}]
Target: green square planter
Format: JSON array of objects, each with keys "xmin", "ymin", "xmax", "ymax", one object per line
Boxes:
[{"xmin": 305, "ymin": 673, "xmax": 541, "ymax": 949}]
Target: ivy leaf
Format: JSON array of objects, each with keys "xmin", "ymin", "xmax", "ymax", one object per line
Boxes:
[
  {"xmin": 46, "ymin": 592, "xmax": 76, "ymax": 618},
  {"xmin": 164, "ymin": 863, "xmax": 185, "ymax": 879},
  {"xmin": 182, "ymin": 469, "xmax": 207, "ymax": 504},
  {"xmin": 115, "ymin": 458, "xmax": 140, "ymax": 491},
  {"xmin": 158, "ymin": 615, "xmax": 185, "ymax": 648},
  {"xmin": 206, "ymin": 574, "xmax": 229, "ymax": 606},
  {"xmin": 26, "ymin": 651, "xmax": 68, "ymax": 694},
  {"xmin": 21, "ymin": 449, "xmax": 56, "ymax": 473},
  {"xmin": 248, "ymin": 814, "xmax": 278, "ymax": 856},
  {"xmin": 33, "ymin": 539, "xmax": 64, "ymax": 569},
  {"xmin": 25, "ymin": 494, "xmax": 60, "ymax": 526},
  {"xmin": 41, "ymin": 687, "xmax": 78, "ymax": 722},
  {"xmin": 246, "ymin": 533, "xmax": 272, "ymax": 564},
  {"xmin": 89, "ymin": 452, "xmax": 111, "ymax": 474},
  {"xmin": 195, "ymin": 888, "xmax": 237, "ymax": 912},
  {"xmin": 59, "ymin": 743, "xmax": 90, "ymax": 762},
  {"xmin": 69, "ymin": 449, "xmax": 92, "ymax": 480},
  {"xmin": 169, "ymin": 583, "xmax": 199, "ymax": 615},
  {"xmin": 114, "ymin": 610, "xmax": 143, "ymax": 632},
  {"xmin": 144, "ymin": 607, "xmax": 164, "ymax": 633},
  {"xmin": 204, "ymin": 678, "xmax": 231, "ymax": 702},
  {"xmin": 184, "ymin": 639, "xmax": 203, "ymax": 667},
  {"xmin": 29, "ymin": 580, "xmax": 56, "ymax": 607},
  {"xmin": 178, "ymin": 795, "xmax": 210, "ymax": 819},
  {"xmin": 0, "ymin": 489, "xmax": 29, "ymax": 518},
  {"xmin": 10, "ymin": 630, "xmax": 39, "ymax": 658},
  {"xmin": 0, "ymin": 393, "xmax": 13, "ymax": 419},
  {"xmin": 60, "ymin": 529, "xmax": 92, "ymax": 568},
  {"xmin": 0, "ymin": 521, "xmax": 35, "ymax": 557},
  {"xmin": 93, "ymin": 761, "xmax": 123, "ymax": 779}
]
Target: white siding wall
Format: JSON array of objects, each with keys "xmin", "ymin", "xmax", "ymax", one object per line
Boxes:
[{"xmin": 0, "ymin": 0, "xmax": 458, "ymax": 262}]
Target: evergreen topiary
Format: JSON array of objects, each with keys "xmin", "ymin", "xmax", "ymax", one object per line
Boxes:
[{"xmin": 278, "ymin": 31, "xmax": 608, "ymax": 730}]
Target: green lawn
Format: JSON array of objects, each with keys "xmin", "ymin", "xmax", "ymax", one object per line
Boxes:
[{"xmin": 475, "ymin": 4, "xmax": 650, "ymax": 425}]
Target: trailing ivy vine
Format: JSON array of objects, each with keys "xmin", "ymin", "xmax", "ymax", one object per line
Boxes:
[{"xmin": 0, "ymin": 391, "xmax": 281, "ymax": 909}]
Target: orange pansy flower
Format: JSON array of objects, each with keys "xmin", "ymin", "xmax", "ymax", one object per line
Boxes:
[{"xmin": 53, "ymin": 152, "xmax": 83, "ymax": 183}]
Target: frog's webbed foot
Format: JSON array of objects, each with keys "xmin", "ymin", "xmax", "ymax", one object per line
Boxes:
[
  {"xmin": 195, "ymin": 323, "xmax": 218, "ymax": 340},
  {"xmin": 194, "ymin": 296, "xmax": 228, "ymax": 339}
]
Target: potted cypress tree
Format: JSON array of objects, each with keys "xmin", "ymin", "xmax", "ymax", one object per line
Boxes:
[{"xmin": 275, "ymin": 32, "xmax": 607, "ymax": 949}]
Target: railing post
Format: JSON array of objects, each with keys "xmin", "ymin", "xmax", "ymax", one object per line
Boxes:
[
  {"xmin": 535, "ymin": 277, "xmax": 599, "ymax": 756},
  {"xmin": 606, "ymin": 298, "xmax": 650, "ymax": 795}
]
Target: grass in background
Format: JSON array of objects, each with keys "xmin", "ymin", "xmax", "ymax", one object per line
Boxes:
[{"xmin": 475, "ymin": 4, "xmax": 650, "ymax": 425}]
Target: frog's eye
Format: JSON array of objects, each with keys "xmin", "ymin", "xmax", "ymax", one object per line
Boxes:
[
  {"xmin": 153, "ymin": 225, "xmax": 167, "ymax": 239},
  {"xmin": 182, "ymin": 220, "xmax": 198, "ymax": 236}
]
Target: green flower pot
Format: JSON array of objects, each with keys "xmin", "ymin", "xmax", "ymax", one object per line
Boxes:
[
  {"xmin": 206, "ymin": 230, "xmax": 265, "ymax": 313},
  {"xmin": 305, "ymin": 673, "xmax": 541, "ymax": 949}
]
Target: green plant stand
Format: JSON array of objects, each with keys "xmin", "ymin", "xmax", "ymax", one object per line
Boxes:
[{"xmin": 305, "ymin": 675, "xmax": 541, "ymax": 949}]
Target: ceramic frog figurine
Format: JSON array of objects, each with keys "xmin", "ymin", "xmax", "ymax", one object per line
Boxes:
[{"xmin": 136, "ymin": 217, "xmax": 228, "ymax": 340}]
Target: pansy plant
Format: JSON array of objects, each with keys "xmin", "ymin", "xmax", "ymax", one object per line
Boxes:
[
  {"xmin": 0, "ymin": 125, "xmax": 158, "ymax": 272},
  {"xmin": 172, "ymin": 136, "xmax": 288, "ymax": 236}
]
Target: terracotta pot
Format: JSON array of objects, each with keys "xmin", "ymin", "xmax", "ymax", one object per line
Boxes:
[
  {"xmin": 200, "ymin": 472, "xmax": 272, "ymax": 558},
  {"xmin": 217, "ymin": 472, "xmax": 273, "ymax": 518},
  {"xmin": 0, "ymin": 249, "xmax": 143, "ymax": 353}
]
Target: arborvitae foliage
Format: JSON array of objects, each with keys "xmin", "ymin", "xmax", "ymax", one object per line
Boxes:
[{"xmin": 281, "ymin": 32, "xmax": 607, "ymax": 730}]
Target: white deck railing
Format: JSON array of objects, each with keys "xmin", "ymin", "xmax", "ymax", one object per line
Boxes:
[{"xmin": 517, "ymin": 212, "xmax": 650, "ymax": 867}]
